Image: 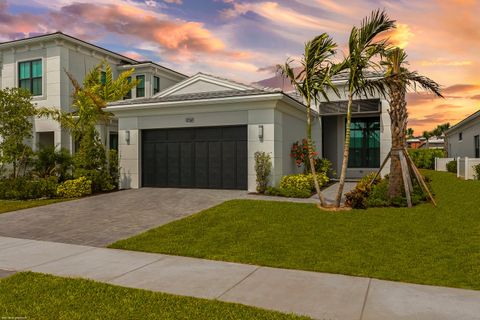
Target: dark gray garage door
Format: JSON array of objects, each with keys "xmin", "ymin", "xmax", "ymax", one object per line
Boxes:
[{"xmin": 142, "ymin": 126, "xmax": 247, "ymax": 190}]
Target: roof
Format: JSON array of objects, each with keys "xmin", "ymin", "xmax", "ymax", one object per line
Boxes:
[
  {"xmin": 0, "ymin": 32, "xmax": 187, "ymax": 78},
  {"xmin": 445, "ymin": 109, "xmax": 480, "ymax": 134},
  {"xmin": 110, "ymin": 89, "xmax": 278, "ymax": 106}
]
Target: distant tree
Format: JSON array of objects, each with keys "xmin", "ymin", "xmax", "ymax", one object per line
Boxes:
[
  {"xmin": 406, "ymin": 128, "xmax": 414, "ymax": 138},
  {"xmin": 0, "ymin": 88, "xmax": 36, "ymax": 178}
]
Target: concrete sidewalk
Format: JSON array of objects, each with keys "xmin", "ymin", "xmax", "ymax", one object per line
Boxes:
[{"xmin": 0, "ymin": 236, "xmax": 479, "ymax": 320}]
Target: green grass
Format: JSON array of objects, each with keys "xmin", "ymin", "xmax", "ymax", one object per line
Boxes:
[
  {"xmin": 0, "ymin": 272, "xmax": 308, "ymax": 320},
  {"xmin": 0, "ymin": 198, "xmax": 66, "ymax": 214},
  {"xmin": 110, "ymin": 171, "xmax": 480, "ymax": 290}
]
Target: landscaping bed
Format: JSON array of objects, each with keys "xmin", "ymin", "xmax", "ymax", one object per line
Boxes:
[
  {"xmin": 111, "ymin": 170, "xmax": 480, "ymax": 290},
  {"xmin": 0, "ymin": 272, "xmax": 307, "ymax": 320}
]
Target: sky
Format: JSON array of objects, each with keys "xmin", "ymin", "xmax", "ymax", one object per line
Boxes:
[{"xmin": 0, "ymin": 0, "xmax": 479, "ymax": 134}]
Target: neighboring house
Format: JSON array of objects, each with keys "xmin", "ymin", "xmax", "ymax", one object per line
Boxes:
[
  {"xmin": 0, "ymin": 32, "xmax": 186, "ymax": 152},
  {"xmin": 418, "ymin": 137, "xmax": 445, "ymax": 149},
  {"xmin": 1, "ymin": 32, "xmax": 392, "ymax": 192},
  {"xmin": 445, "ymin": 110, "xmax": 480, "ymax": 158},
  {"xmin": 407, "ymin": 138, "xmax": 422, "ymax": 149}
]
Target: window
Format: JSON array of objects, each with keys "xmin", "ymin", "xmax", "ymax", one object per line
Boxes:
[
  {"xmin": 153, "ymin": 76, "xmax": 160, "ymax": 94},
  {"xmin": 475, "ymin": 135, "xmax": 479, "ymax": 158},
  {"xmin": 136, "ymin": 75, "xmax": 145, "ymax": 98},
  {"xmin": 18, "ymin": 59, "xmax": 42, "ymax": 96},
  {"xmin": 348, "ymin": 117, "xmax": 380, "ymax": 168},
  {"xmin": 459, "ymin": 132, "xmax": 463, "ymax": 141},
  {"xmin": 124, "ymin": 76, "xmax": 132, "ymax": 99},
  {"xmin": 109, "ymin": 132, "xmax": 118, "ymax": 151},
  {"xmin": 101, "ymin": 71, "xmax": 106, "ymax": 85}
]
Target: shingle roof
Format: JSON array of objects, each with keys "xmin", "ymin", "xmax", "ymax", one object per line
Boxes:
[{"xmin": 109, "ymin": 89, "xmax": 278, "ymax": 106}]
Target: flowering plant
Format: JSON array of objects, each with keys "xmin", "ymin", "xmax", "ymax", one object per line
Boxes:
[{"xmin": 290, "ymin": 139, "xmax": 317, "ymax": 171}]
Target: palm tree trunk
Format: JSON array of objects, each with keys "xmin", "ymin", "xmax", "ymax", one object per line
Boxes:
[
  {"xmin": 388, "ymin": 85, "xmax": 407, "ymax": 198},
  {"xmin": 335, "ymin": 93, "xmax": 353, "ymax": 207},
  {"xmin": 306, "ymin": 103, "xmax": 327, "ymax": 207}
]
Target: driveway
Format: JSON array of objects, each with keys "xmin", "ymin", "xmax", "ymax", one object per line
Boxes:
[{"xmin": 0, "ymin": 189, "xmax": 246, "ymax": 247}]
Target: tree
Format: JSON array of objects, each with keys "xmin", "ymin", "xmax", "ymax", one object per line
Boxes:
[
  {"xmin": 38, "ymin": 61, "xmax": 138, "ymax": 145},
  {"xmin": 278, "ymin": 33, "xmax": 338, "ymax": 207},
  {"xmin": 406, "ymin": 128, "xmax": 414, "ymax": 139},
  {"xmin": 334, "ymin": 10, "xmax": 395, "ymax": 207},
  {"xmin": 0, "ymin": 88, "xmax": 36, "ymax": 178},
  {"xmin": 381, "ymin": 47, "xmax": 443, "ymax": 198}
]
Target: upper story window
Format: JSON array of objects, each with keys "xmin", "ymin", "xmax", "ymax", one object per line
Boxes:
[
  {"xmin": 136, "ymin": 75, "xmax": 145, "ymax": 98},
  {"xmin": 153, "ymin": 76, "xmax": 160, "ymax": 95},
  {"xmin": 19, "ymin": 59, "xmax": 42, "ymax": 96},
  {"xmin": 459, "ymin": 132, "xmax": 463, "ymax": 141},
  {"xmin": 124, "ymin": 76, "xmax": 132, "ymax": 100},
  {"xmin": 101, "ymin": 71, "xmax": 107, "ymax": 85}
]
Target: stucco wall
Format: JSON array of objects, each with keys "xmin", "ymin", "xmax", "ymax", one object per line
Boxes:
[
  {"xmin": 446, "ymin": 119, "xmax": 480, "ymax": 158},
  {"xmin": 170, "ymin": 80, "xmax": 234, "ymax": 95}
]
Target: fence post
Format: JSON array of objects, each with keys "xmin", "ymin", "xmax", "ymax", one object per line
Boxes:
[
  {"xmin": 434, "ymin": 157, "xmax": 437, "ymax": 171},
  {"xmin": 465, "ymin": 157, "xmax": 469, "ymax": 180},
  {"xmin": 457, "ymin": 157, "xmax": 460, "ymax": 178}
]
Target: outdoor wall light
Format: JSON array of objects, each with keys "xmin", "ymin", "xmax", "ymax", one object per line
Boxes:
[
  {"xmin": 125, "ymin": 130, "xmax": 130, "ymax": 145},
  {"xmin": 258, "ymin": 125, "xmax": 264, "ymax": 139}
]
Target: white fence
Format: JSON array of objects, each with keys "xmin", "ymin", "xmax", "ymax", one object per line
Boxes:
[
  {"xmin": 434, "ymin": 157, "xmax": 454, "ymax": 172},
  {"xmin": 435, "ymin": 157, "xmax": 480, "ymax": 180}
]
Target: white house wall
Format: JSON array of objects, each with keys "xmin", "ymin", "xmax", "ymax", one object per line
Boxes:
[
  {"xmin": 170, "ymin": 80, "xmax": 237, "ymax": 96},
  {"xmin": 447, "ymin": 118, "xmax": 480, "ymax": 158}
]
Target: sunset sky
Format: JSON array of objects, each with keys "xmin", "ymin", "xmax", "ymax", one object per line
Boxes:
[{"xmin": 1, "ymin": 0, "xmax": 479, "ymax": 133}]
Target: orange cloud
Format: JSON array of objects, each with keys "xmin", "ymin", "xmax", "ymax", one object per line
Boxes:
[{"xmin": 378, "ymin": 23, "xmax": 413, "ymax": 48}]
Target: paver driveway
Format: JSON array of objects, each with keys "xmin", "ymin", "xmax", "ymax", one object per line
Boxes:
[{"xmin": 0, "ymin": 188, "xmax": 246, "ymax": 247}]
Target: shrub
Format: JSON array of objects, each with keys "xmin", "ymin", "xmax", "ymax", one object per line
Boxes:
[
  {"xmin": 254, "ymin": 151, "xmax": 272, "ymax": 193},
  {"xmin": 265, "ymin": 186, "xmax": 312, "ymax": 198},
  {"xmin": 32, "ymin": 146, "xmax": 73, "ymax": 181},
  {"xmin": 446, "ymin": 160, "xmax": 457, "ymax": 173},
  {"xmin": 408, "ymin": 149, "xmax": 445, "ymax": 169},
  {"xmin": 0, "ymin": 177, "xmax": 58, "ymax": 200},
  {"xmin": 474, "ymin": 163, "xmax": 480, "ymax": 180},
  {"xmin": 57, "ymin": 176, "xmax": 92, "ymax": 198},
  {"xmin": 280, "ymin": 173, "xmax": 329, "ymax": 193},
  {"xmin": 345, "ymin": 173, "xmax": 380, "ymax": 209},
  {"xmin": 108, "ymin": 149, "xmax": 120, "ymax": 189}
]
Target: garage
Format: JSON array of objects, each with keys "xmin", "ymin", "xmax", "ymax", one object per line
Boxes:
[{"xmin": 142, "ymin": 125, "xmax": 248, "ymax": 190}]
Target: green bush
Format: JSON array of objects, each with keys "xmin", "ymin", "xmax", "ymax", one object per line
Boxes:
[
  {"xmin": 408, "ymin": 149, "xmax": 445, "ymax": 169},
  {"xmin": 0, "ymin": 177, "xmax": 58, "ymax": 200},
  {"xmin": 265, "ymin": 186, "xmax": 312, "ymax": 198},
  {"xmin": 446, "ymin": 160, "xmax": 457, "ymax": 173},
  {"xmin": 108, "ymin": 149, "xmax": 120, "ymax": 189},
  {"xmin": 254, "ymin": 151, "xmax": 272, "ymax": 193},
  {"xmin": 32, "ymin": 146, "xmax": 73, "ymax": 181},
  {"xmin": 280, "ymin": 173, "xmax": 329, "ymax": 193},
  {"xmin": 474, "ymin": 163, "xmax": 480, "ymax": 180},
  {"xmin": 345, "ymin": 173, "xmax": 380, "ymax": 209},
  {"xmin": 57, "ymin": 176, "xmax": 92, "ymax": 198}
]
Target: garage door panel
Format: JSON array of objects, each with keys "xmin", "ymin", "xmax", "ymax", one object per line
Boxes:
[
  {"xmin": 208, "ymin": 141, "xmax": 222, "ymax": 189},
  {"xmin": 167, "ymin": 143, "xmax": 180, "ymax": 186},
  {"xmin": 142, "ymin": 126, "xmax": 247, "ymax": 190},
  {"xmin": 180, "ymin": 142, "xmax": 194, "ymax": 187},
  {"xmin": 222, "ymin": 141, "xmax": 236, "ymax": 189},
  {"xmin": 154, "ymin": 143, "xmax": 168, "ymax": 187},
  {"xmin": 195, "ymin": 142, "xmax": 208, "ymax": 188}
]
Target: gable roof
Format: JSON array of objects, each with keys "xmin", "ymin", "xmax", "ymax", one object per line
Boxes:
[
  {"xmin": 155, "ymin": 72, "xmax": 258, "ymax": 98},
  {"xmin": 445, "ymin": 109, "xmax": 480, "ymax": 134}
]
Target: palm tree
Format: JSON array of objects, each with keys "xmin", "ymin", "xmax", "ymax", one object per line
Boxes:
[
  {"xmin": 38, "ymin": 61, "xmax": 138, "ymax": 146},
  {"xmin": 406, "ymin": 128, "xmax": 414, "ymax": 139},
  {"xmin": 382, "ymin": 47, "xmax": 443, "ymax": 198},
  {"xmin": 278, "ymin": 33, "xmax": 338, "ymax": 207},
  {"xmin": 334, "ymin": 9, "xmax": 396, "ymax": 207}
]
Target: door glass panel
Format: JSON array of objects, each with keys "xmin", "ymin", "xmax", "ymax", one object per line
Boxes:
[{"xmin": 348, "ymin": 117, "xmax": 380, "ymax": 168}]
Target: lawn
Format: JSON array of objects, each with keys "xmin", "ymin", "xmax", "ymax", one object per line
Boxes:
[
  {"xmin": 0, "ymin": 199, "xmax": 66, "ymax": 214},
  {"xmin": 110, "ymin": 170, "xmax": 480, "ymax": 290},
  {"xmin": 0, "ymin": 272, "xmax": 308, "ymax": 320}
]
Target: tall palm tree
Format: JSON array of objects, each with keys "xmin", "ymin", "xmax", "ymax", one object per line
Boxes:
[
  {"xmin": 38, "ymin": 61, "xmax": 138, "ymax": 145},
  {"xmin": 406, "ymin": 127, "xmax": 414, "ymax": 139},
  {"xmin": 381, "ymin": 47, "xmax": 443, "ymax": 198},
  {"xmin": 334, "ymin": 9, "xmax": 396, "ymax": 207},
  {"xmin": 278, "ymin": 33, "xmax": 338, "ymax": 207}
]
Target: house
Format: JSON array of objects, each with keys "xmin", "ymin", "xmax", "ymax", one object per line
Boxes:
[
  {"xmin": 407, "ymin": 138, "xmax": 422, "ymax": 149},
  {"xmin": 418, "ymin": 137, "xmax": 445, "ymax": 149},
  {"xmin": 0, "ymin": 32, "xmax": 392, "ymax": 192},
  {"xmin": 0, "ymin": 32, "xmax": 186, "ymax": 151},
  {"xmin": 445, "ymin": 110, "xmax": 480, "ymax": 158}
]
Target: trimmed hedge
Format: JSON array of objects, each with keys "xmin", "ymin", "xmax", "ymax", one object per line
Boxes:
[
  {"xmin": 0, "ymin": 177, "xmax": 58, "ymax": 200},
  {"xmin": 408, "ymin": 149, "xmax": 445, "ymax": 169},
  {"xmin": 446, "ymin": 160, "xmax": 457, "ymax": 173}
]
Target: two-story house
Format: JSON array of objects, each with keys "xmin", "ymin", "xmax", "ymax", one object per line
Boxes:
[{"xmin": 0, "ymin": 32, "xmax": 186, "ymax": 152}]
